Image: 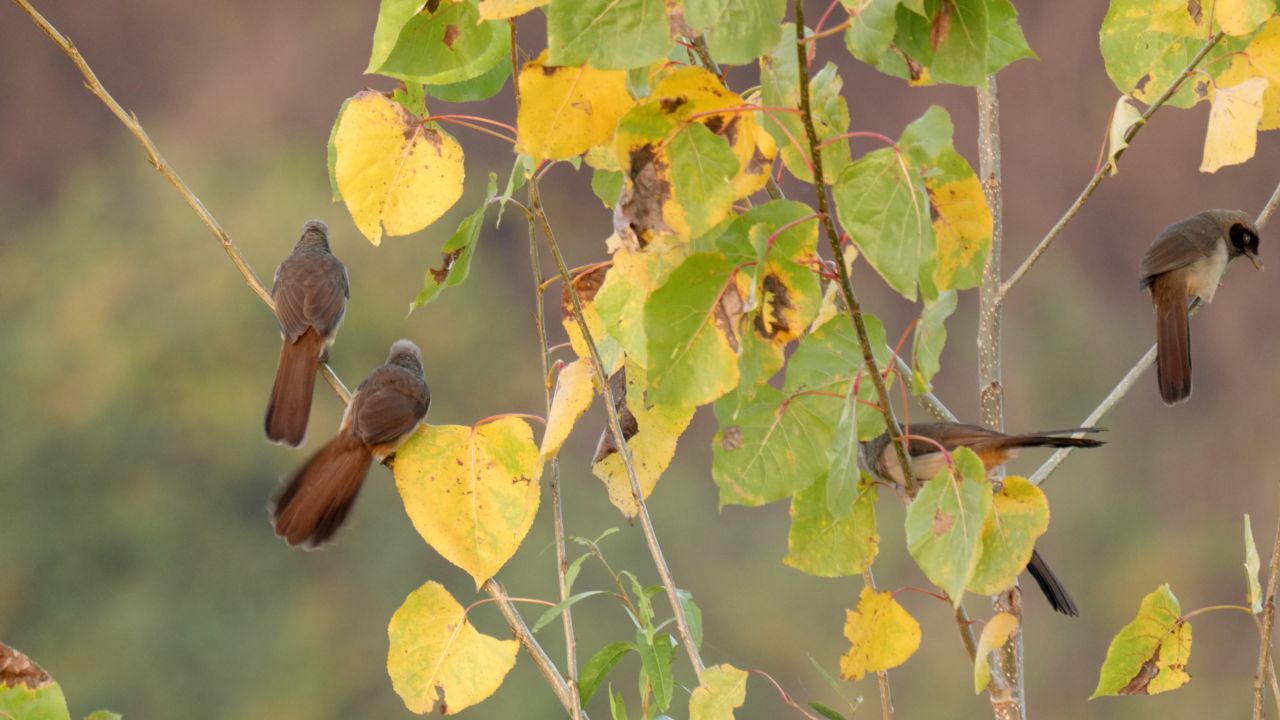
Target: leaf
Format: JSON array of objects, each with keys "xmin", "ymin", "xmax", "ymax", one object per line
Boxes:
[
  {"xmin": 637, "ymin": 630, "xmax": 675, "ymax": 710},
  {"xmin": 912, "ymin": 290, "xmax": 956, "ymax": 393},
  {"xmin": 84, "ymin": 712, "xmax": 122, "ymax": 720},
  {"xmin": 973, "ymin": 612, "xmax": 1018, "ymax": 693},
  {"xmin": 610, "ymin": 686, "xmax": 629, "ymax": 720},
  {"xmin": 1092, "ymin": 584, "xmax": 1193, "ymax": 697},
  {"xmin": 929, "ymin": 0, "xmax": 990, "ymax": 87},
  {"xmin": 334, "ymin": 91, "xmax": 464, "ymax": 245},
  {"xmin": 843, "ymin": 0, "xmax": 901, "ymax": 65},
  {"xmin": 833, "ymin": 147, "xmax": 932, "ymax": 300},
  {"xmin": 532, "ymin": 590, "xmax": 608, "ymax": 632},
  {"xmin": 689, "ymin": 664, "xmax": 749, "ymax": 720},
  {"xmin": 667, "ymin": 124, "xmax": 742, "ymax": 239},
  {"xmin": 712, "ymin": 385, "xmax": 835, "ymax": 506},
  {"xmin": 839, "ymin": 586, "xmax": 922, "ymax": 680},
  {"xmin": 1105, "ymin": 95, "xmax": 1143, "ymax": 175},
  {"xmin": 0, "ymin": 643, "xmax": 70, "ymax": 720},
  {"xmin": 676, "ymin": 589, "xmax": 705, "ymax": 649},
  {"xmin": 686, "ymin": 0, "xmax": 787, "ymax": 64},
  {"xmin": 784, "ymin": 312, "xmax": 892, "ymax": 440},
  {"xmin": 904, "ymin": 447, "xmax": 993, "ymax": 603},
  {"xmin": 596, "ymin": 246, "xmax": 687, "ymax": 367},
  {"xmin": 546, "ymin": 0, "xmax": 674, "ymax": 70},
  {"xmin": 1215, "ymin": 0, "xmax": 1273, "ymax": 36},
  {"xmin": 394, "ymin": 419, "xmax": 542, "ymax": 587},
  {"xmin": 1246, "ymin": 514, "xmax": 1264, "ymax": 614},
  {"xmin": 427, "ymin": 55, "xmax": 512, "ymax": 103},
  {"xmin": 516, "ymin": 54, "xmax": 635, "ymax": 161},
  {"xmin": 367, "ymin": 0, "xmax": 424, "ymax": 73},
  {"xmin": 593, "ymin": 363, "xmax": 696, "ymax": 517},
  {"xmin": 824, "ymin": 389, "xmax": 862, "ymax": 518},
  {"xmin": 1201, "ymin": 77, "xmax": 1268, "ymax": 173},
  {"xmin": 593, "ymin": 169, "xmax": 625, "ymax": 207},
  {"xmin": 984, "ymin": 0, "xmax": 1037, "ymax": 70},
  {"xmin": 374, "ymin": 2, "xmax": 510, "ymax": 85},
  {"xmin": 761, "ymin": 30, "xmax": 853, "ymax": 184},
  {"xmin": 410, "ymin": 191, "xmax": 489, "ymax": 311},
  {"xmin": 928, "ymin": 149, "xmax": 992, "ymax": 291},
  {"xmin": 808, "ymin": 702, "xmax": 849, "ymax": 720},
  {"xmin": 1099, "ymin": 0, "xmax": 1214, "ymax": 108},
  {"xmin": 785, "ymin": 472, "xmax": 879, "ymax": 577},
  {"xmin": 967, "ymin": 475, "xmax": 1050, "ymax": 595},
  {"xmin": 387, "ymin": 581, "xmax": 519, "ymax": 714},
  {"xmin": 479, "ymin": 0, "xmax": 551, "ymax": 20},
  {"xmin": 541, "ymin": 358, "xmax": 597, "ymax": 459},
  {"xmin": 579, "ymin": 643, "xmax": 636, "ymax": 706},
  {"xmin": 644, "ymin": 252, "xmax": 743, "ymax": 408},
  {"xmin": 327, "ymin": 96, "xmax": 353, "ymax": 203},
  {"xmin": 563, "ymin": 264, "xmax": 625, "ymax": 375}
]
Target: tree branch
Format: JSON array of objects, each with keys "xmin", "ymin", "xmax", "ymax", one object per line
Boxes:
[
  {"xmin": 528, "ymin": 177, "xmax": 706, "ymax": 676},
  {"xmin": 1255, "ymin": 495, "xmax": 1280, "ymax": 720},
  {"xmin": 998, "ymin": 32, "xmax": 1226, "ymax": 302},
  {"xmin": 484, "ymin": 579, "xmax": 591, "ymax": 719},
  {"xmin": 1029, "ymin": 179, "xmax": 1280, "ymax": 488},
  {"xmin": 861, "ymin": 570, "xmax": 895, "ymax": 720}
]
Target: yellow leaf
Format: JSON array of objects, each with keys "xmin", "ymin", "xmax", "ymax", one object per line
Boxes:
[
  {"xmin": 973, "ymin": 612, "xmax": 1019, "ymax": 693},
  {"xmin": 561, "ymin": 265, "xmax": 624, "ymax": 374},
  {"xmin": 967, "ymin": 476, "xmax": 1051, "ymax": 596},
  {"xmin": 808, "ymin": 246, "xmax": 856, "ymax": 334},
  {"xmin": 387, "ymin": 581, "xmax": 518, "ymax": 714},
  {"xmin": 840, "ymin": 586, "xmax": 921, "ymax": 680},
  {"xmin": 1201, "ymin": 76, "xmax": 1268, "ymax": 172},
  {"xmin": 689, "ymin": 664, "xmax": 749, "ymax": 720},
  {"xmin": 479, "ymin": 0, "xmax": 549, "ymax": 20},
  {"xmin": 334, "ymin": 90, "xmax": 465, "ymax": 245},
  {"xmin": 1215, "ymin": 18, "xmax": 1280, "ymax": 130},
  {"xmin": 595, "ymin": 245, "xmax": 688, "ymax": 366},
  {"xmin": 591, "ymin": 362, "xmax": 694, "ymax": 517},
  {"xmin": 1105, "ymin": 95, "xmax": 1143, "ymax": 174},
  {"xmin": 540, "ymin": 358, "xmax": 596, "ymax": 458},
  {"xmin": 394, "ymin": 419, "xmax": 542, "ymax": 586},
  {"xmin": 1215, "ymin": 0, "xmax": 1272, "ymax": 36},
  {"xmin": 929, "ymin": 170, "xmax": 993, "ymax": 292},
  {"xmin": 516, "ymin": 53, "xmax": 634, "ymax": 160},
  {"xmin": 730, "ymin": 118, "xmax": 778, "ymax": 200}
]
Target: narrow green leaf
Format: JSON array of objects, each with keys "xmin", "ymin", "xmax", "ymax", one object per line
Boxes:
[
  {"xmin": 532, "ymin": 591, "xmax": 608, "ymax": 633},
  {"xmin": 410, "ymin": 188, "xmax": 490, "ymax": 311},
  {"xmin": 637, "ymin": 630, "xmax": 676, "ymax": 711},
  {"xmin": 912, "ymin": 290, "xmax": 956, "ymax": 393},
  {"xmin": 610, "ymin": 684, "xmax": 629, "ymax": 720},
  {"xmin": 676, "ymin": 589, "xmax": 704, "ymax": 649},
  {"xmin": 580, "ymin": 643, "xmax": 636, "ymax": 706},
  {"xmin": 808, "ymin": 702, "xmax": 847, "ymax": 720}
]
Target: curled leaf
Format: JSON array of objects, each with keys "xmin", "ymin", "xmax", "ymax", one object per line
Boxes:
[{"xmin": 1092, "ymin": 584, "xmax": 1192, "ymax": 697}]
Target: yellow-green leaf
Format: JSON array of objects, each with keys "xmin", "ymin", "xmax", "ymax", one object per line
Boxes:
[
  {"xmin": 1092, "ymin": 584, "xmax": 1193, "ymax": 697},
  {"xmin": 387, "ymin": 581, "xmax": 518, "ymax": 714},
  {"xmin": 1215, "ymin": 17, "xmax": 1280, "ymax": 130},
  {"xmin": 541, "ymin": 358, "xmax": 596, "ymax": 459},
  {"xmin": 1246, "ymin": 514, "xmax": 1263, "ymax": 614},
  {"xmin": 1215, "ymin": 0, "xmax": 1273, "ymax": 36},
  {"xmin": 592, "ymin": 363, "xmax": 695, "ymax": 517},
  {"xmin": 1105, "ymin": 95, "xmax": 1143, "ymax": 174},
  {"xmin": 904, "ymin": 448, "xmax": 992, "ymax": 604},
  {"xmin": 1201, "ymin": 76, "xmax": 1268, "ymax": 173},
  {"xmin": 785, "ymin": 473, "xmax": 879, "ymax": 577},
  {"xmin": 562, "ymin": 265, "xmax": 625, "ymax": 374},
  {"xmin": 0, "ymin": 643, "xmax": 70, "ymax": 720},
  {"xmin": 967, "ymin": 476, "xmax": 1050, "ymax": 595},
  {"xmin": 973, "ymin": 612, "xmax": 1019, "ymax": 693},
  {"xmin": 595, "ymin": 245, "xmax": 688, "ymax": 367},
  {"xmin": 516, "ymin": 55, "xmax": 634, "ymax": 160},
  {"xmin": 479, "ymin": 0, "xmax": 550, "ymax": 19},
  {"xmin": 839, "ymin": 587, "xmax": 922, "ymax": 680},
  {"xmin": 928, "ymin": 150, "xmax": 993, "ymax": 292},
  {"xmin": 689, "ymin": 664, "xmax": 749, "ymax": 720},
  {"xmin": 334, "ymin": 90, "xmax": 464, "ymax": 245},
  {"xmin": 394, "ymin": 419, "xmax": 542, "ymax": 586}
]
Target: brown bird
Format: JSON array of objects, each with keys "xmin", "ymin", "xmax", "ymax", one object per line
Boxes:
[
  {"xmin": 1140, "ymin": 209, "xmax": 1261, "ymax": 405},
  {"xmin": 265, "ymin": 220, "xmax": 349, "ymax": 446},
  {"xmin": 272, "ymin": 339, "xmax": 430, "ymax": 548},
  {"xmin": 860, "ymin": 422, "xmax": 1105, "ymax": 616}
]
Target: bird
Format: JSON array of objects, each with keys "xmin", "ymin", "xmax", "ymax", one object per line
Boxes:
[
  {"xmin": 271, "ymin": 339, "xmax": 430, "ymax": 548},
  {"xmin": 264, "ymin": 220, "xmax": 350, "ymax": 446},
  {"xmin": 860, "ymin": 422, "xmax": 1105, "ymax": 616},
  {"xmin": 1140, "ymin": 209, "xmax": 1261, "ymax": 405}
]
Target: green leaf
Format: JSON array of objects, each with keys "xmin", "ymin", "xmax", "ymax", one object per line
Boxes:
[
  {"xmin": 610, "ymin": 685, "xmax": 629, "ymax": 720},
  {"xmin": 808, "ymin": 702, "xmax": 848, "ymax": 720},
  {"xmin": 546, "ymin": 0, "xmax": 674, "ymax": 69},
  {"xmin": 532, "ymin": 591, "xmax": 608, "ymax": 632},
  {"xmin": 843, "ymin": 0, "xmax": 901, "ymax": 65},
  {"xmin": 1246, "ymin": 514, "xmax": 1264, "ymax": 614},
  {"xmin": 824, "ymin": 387, "xmax": 862, "ymax": 518},
  {"xmin": 688, "ymin": 664, "xmax": 749, "ymax": 720},
  {"xmin": 761, "ymin": 29, "xmax": 852, "ymax": 184},
  {"xmin": 898, "ymin": 104, "xmax": 954, "ymax": 166},
  {"xmin": 645, "ymin": 252, "xmax": 742, "ymax": 408},
  {"xmin": 832, "ymin": 147, "xmax": 932, "ymax": 300},
  {"xmin": 1092, "ymin": 584, "xmax": 1193, "ymax": 697},
  {"xmin": 427, "ymin": 53, "xmax": 512, "ymax": 102},
  {"xmin": 786, "ymin": 472, "xmax": 879, "ymax": 576},
  {"xmin": 857, "ymin": 0, "xmax": 1032, "ymax": 85},
  {"xmin": 912, "ymin": 290, "xmax": 956, "ymax": 393},
  {"xmin": 685, "ymin": 0, "xmax": 787, "ymax": 65},
  {"xmin": 667, "ymin": 123, "xmax": 741, "ymax": 239},
  {"xmin": 967, "ymin": 476, "xmax": 1050, "ymax": 595},
  {"xmin": 410, "ymin": 196, "xmax": 488, "ymax": 311},
  {"xmin": 904, "ymin": 447, "xmax": 992, "ymax": 603},
  {"xmin": 580, "ymin": 643, "xmax": 636, "ymax": 706},
  {"xmin": 1099, "ymin": 0, "xmax": 1213, "ymax": 108},
  {"xmin": 785, "ymin": 313, "xmax": 891, "ymax": 440},
  {"xmin": 84, "ymin": 712, "xmax": 122, "ymax": 720},
  {"xmin": 367, "ymin": 0, "xmax": 424, "ymax": 73},
  {"xmin": 985, "ymin": 0, "xmax": 1037, "ymax": 70},
  {"xmin": 931, "ymin": 0, "xmax": 990, "ymax": 86},
  {"xmin": 592, "ymin": 169, "xmax": 625, "ymax": 207},
  {"xmin": 637, "ymin": 630, "xmax": 676, "ymax": 710},
  {"xmin": 0, "ymin": 681, "xmax": 70, "ymax": 720},
  {"xmin": 375, "ymin": 3, "xmax": 511, "ymax": 85},
  {"xmin": 712, "ymin": 385, "xmax": 834, "ymax": 506},
  {"xmin": 326, "ymin": 96, "xmax": 354, "ymax": 203},
  {"xmin": 676, "ymin": 589, "xmax": 705, "ymax": 649}
]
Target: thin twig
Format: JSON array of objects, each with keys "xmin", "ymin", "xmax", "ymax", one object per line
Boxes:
[
  {"xmin": 484, "ymin": 579, "xmax": 591, "ymax": 719},
  {"xmin": 792, "ymin": 1, "xmax": 917, "ymax": 497},
  {"xmin": 748, "ymin": 669, "xmax": 827, "ymax": 720},
  {"xmin": 11, "ymin": 0, "xmax": 351, "ymax": 403},
  {"xmin": 862, "ymin": 570, "xmax": 894, "ymax": 720},
  {"xmin": 526, "ymin": 199, "xmax": 583, "ymax": 720},
  {"xmin": 528, "ymin": 177, "xmax": 706, "ymax": 676},
  {"xmin": 1029, "ymin": 180, "xmax": 1280, "ymax": 488},
  {"xmin": 1256, "ymin": 495, "xmax": 1280, "ymax": 720},
  {"xmin": 976, "ymin": 75, "xmax": 1024, "ymax": 720},
  {"xmin": 891, "ymin": 354, "xmax": 958, "ymax": 422},
  {"xmin": 998, "ymin": 32, "xmax": 1226, "ymax": 301}
]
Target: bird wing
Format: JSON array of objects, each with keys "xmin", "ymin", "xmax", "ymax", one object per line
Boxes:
[
  {"xmin": 350, "ymin": 367, "xmax": 429, "ymax": 446},
  {"xmin": 273, "ymin": 254, "xmax": 348, "ymax": 341},
  {"xmin": 1139, "ymin": 214, "xmax": 1221, "ymax": 286}
]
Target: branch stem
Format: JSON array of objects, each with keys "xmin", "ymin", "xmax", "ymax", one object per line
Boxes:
[
  {"xmin": 1256, "ymin": 496, "xmax": 1280, "ymax": 720},
  {"xmin": 484, "ymin": 579, "xmax": 591, "ymax": 719}
]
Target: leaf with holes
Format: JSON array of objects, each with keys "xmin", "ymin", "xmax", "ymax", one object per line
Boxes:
[
  {"xmin": 904, "ymin": 447, "xmax": 992, "ymax": 603},
  {"xmin": 973, "ymin": 612, "xmax": 1018, "ymax": 693},
  {"xmin": 786, "ymin": 472, "xmax": 879, "ymax": 577},
  {"xmin": 516, "ymin": 53, "xmax": 634, "ymax": 160},
  {"xmin": 546, "ymin": 0, "xmax": 674, "ymax": 69},
  {"xmin": 334, "ymin": 91, "xmax": 464, "ymax": 245},
  {"xmin": 411, "ymin": 176, "xmax": 496, "ymax": 311},
  {"xmin": 1201, "ymin": 77, "xmax": 1268, "ymax": 173},
  {"xmin": 372, "ymin": 1, "xmax": 510, "ymax": 85},
  {"xmin": 840, "ymin": 586, "xmax": 922, "ymax": 680},
  {"xmin": 689, "ymin": 664, "xmax": 750, "ymax": 720},
  {"xmin": 394, "ymin": 419, "xmax": 542, "ymax": 587},
  {"xmin": 967, "ymin": 476, "xmax": 1050, "ymax": 595},
  {"xmin": 1092, "ymin": 584, "xmax": 1193, "ymax": 697},
  {"xmin": 541, "ymin": 358, "xmax": 597, "ymax": 459},
  {"xmin": 761, "ymin": 29, "xmax": 852, "ymax": 184},
  {"xmin": 387, "ymin": 581, "xmax": 518, "ymax": 714}
]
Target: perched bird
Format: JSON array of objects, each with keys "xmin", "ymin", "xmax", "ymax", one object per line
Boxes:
[
  {"xmin": 265, "ymin": 220, "xmax": 349, "ymax": 446},
  {"xmin": 860, "ymin": 422, "xmax": 1105, "ymax": 616},
  {"xmin": 1140, "ymin": 209, "xmax": 1261, "ymax": 405},
  {"xmin": 272, "ymin": 339, "xmax": 430, "ymax": 548}
]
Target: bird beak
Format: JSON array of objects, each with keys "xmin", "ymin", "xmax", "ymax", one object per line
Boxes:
[{"xmin": 1246, "ymin": 250, "xmax": 1264, "ymax": 270}]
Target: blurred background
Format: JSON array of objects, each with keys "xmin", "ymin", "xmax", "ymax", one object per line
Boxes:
[{"xmin": 3, "ymin": 1, "xmax": 1279, "ymax": 718}]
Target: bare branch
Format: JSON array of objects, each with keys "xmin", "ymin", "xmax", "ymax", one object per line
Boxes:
[
  {"xmin": 484, "ymin": 579, "xmax": 590, "ymax": 719},
  {"xmin": 1255, "ymin": 499, "xmax": 1280, "ymax": 720}
]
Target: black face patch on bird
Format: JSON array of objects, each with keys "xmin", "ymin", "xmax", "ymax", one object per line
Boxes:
[{"xmin": 1229, "ymin": 221, "xmax": 1261, "ymax": 259}]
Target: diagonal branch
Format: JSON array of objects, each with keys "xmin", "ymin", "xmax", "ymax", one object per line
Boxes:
[
  {"xmin": 998, "ymin": 32, "xmax": 1226, "ymax": 303},
  {"xmin": 484, "ymin": 579, "xmax": 591, "ymax": 719}
]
